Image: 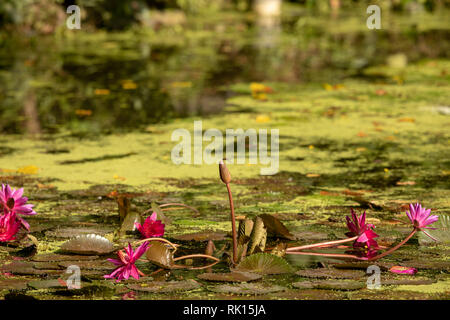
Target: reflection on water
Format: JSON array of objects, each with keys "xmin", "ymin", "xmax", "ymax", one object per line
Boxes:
[{"xmin": 0, "ymin": 9, "xmax": 449, "ymax": 134}]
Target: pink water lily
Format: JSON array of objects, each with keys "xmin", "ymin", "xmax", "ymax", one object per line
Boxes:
[
  {"xmin": 406, "ymin": 203, "xmax": 438, "ymax": 240},
  {"xmin": 104, "ymin": 242, "xmax": 149, "ymax": 282},
  {"xmin": 0, "ymin": 184, "xmax": 36, "ymax": 230},
  {"xmin": 345, "ymin": 209, "xmax": 379, "ymax": 249},
  {"xmin": 0, "ymin": 211, "xmax": 21, "ymax": 242},
  {"xmin": 135, "ymin": 212, "xmax": 165, "ymax": 239}
]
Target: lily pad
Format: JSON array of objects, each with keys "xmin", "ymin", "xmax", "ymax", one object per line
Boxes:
[
  {"xmin": 28, "ymin": 279, "xmax": 68, "ymax": 290},
  {"xmin": 46, "ymin": 227, "xmax": 113, "ymax": 239},
  {"xmin": 32, "ymin": 253, "xmax": 99, "ymax": 262},
  {"xmin": 145, "ymin": 241, "xmax": 174, "ymax": 269},
  {"xmin": 172, "ymin": 231, "xmax": 226, "ymax": 241},
  {"xmin": 0, "ymin": 279, "xmax": 29, "ymax": 290},
  {"xmin": 127, "ymin": 279, "xmax": 201, "ymax": 293},
  {"xmin": 293, "ymin": 280, "xmax": 365, "ymax": 291},
  {"xmin": 419, "ymin": 215, "xmax": 450, "ymax": 245},
  {"xmin": 259, "ymin": 214, "xmax": 295, "ymax": 240},
  {"xmin": 210, "ymin": 283, "xmax": 286, "ymax": 295},
  {"xmin": 60, "ymin": 234, "xmax": 115, "ymax": 255},
  {"xmin": 234, "ymin": 253, "xmax": 294, "ymax": 275},
  {"xmin": 58, "ymin": 260, "xmax": 112, "ymax": 271},
  {"xmin": 296, "ymin": 268, "xmax": 365, "ymax": 279},
  {"xmin": 197, "ymin": 271, "xmax": 262, "ymax": 282}
]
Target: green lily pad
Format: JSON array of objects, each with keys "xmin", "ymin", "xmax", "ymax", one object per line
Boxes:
[
  {"xmin": 234, "ymin": 253, "xmax": 294, "ymax": 275},
  {"xmin": 197, "ymin": 271, "xmax": 262, "ymax": 282}
]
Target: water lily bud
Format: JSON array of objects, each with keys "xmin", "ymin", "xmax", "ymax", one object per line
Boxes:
[{"xmin": 219, "ymin": 160, "xmax": 231, "ymax": 184}]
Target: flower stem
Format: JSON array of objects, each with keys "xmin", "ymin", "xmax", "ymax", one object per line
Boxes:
[
  {"xmin": 285, "ymin": 251, "xmax": 365, "ymax": 260},
  {"xmin": 173, "ymin": 254, "xmax": 219, "ymax": 262},
  {"xmin": 286, "ymin": 236, "xmax": 359, "ymax": 252},
  {"xmin": 226, "ymin": 183, "xmax": 238, "ymax": 265},
  {"xmin": 367, "ymin": 229, "xmax": 417, "ymax": 261}
]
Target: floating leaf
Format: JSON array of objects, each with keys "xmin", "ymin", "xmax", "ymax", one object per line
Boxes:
[
  {"xmin": 60, "ymin": 234, "xmax": 114, "ymax": 255},
  {"xmin": 127, "ymin": 280, "xmax": 200, "ymax": 293},
  {"xmin": 210, "ymin": 282, "xmax": 285, "ymax": 295},
  {"xmin": 235, "ymin": 253, "xmax": 294, "ymax": 275},
  {"xmin": 145, "ymin": 241, "xmax": 174, "ymax": 269},
  {"xmin": 419, "ymin": 215, "xmax": 450, "ymax": 245},
  {"xmin": 198, "ymin": 271, "xmax": 262, "ymax": 282},
  {"xmin": 296, "ymin": 268, "xmax": 365, "ymax": 279},
  {"xmin": 293, "ymin": 280, "xmax": 365, "ymax": 291},
  {"xmin": 173, "ymin": 231, "xmax": 226, "ymax": 242},
  {"xmin": 259, "ymin": 214, "xmax": 295, "ymax": 240}
]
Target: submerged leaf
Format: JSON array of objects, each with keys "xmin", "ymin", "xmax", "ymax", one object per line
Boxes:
[
  {"xmin": 145, "ymin": 241, "xmax": 174, "ymax": 269},
  {"xmin": 234, "ymin": 253, "xmax": 294, "ymax": 275}
]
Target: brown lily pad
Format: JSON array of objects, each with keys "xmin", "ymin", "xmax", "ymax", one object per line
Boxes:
[
  {"xmin": 127, "ymin": 279, "xmax": 201, "ymax": 293},
  {"xmin": 0, "ymin": 279, "xmax": 29, "ymax": 290},
  {"xmin": 172, "ymin": 231, "xmax": 226, "ymax": 242},
  {"xmin": 58, "ymin": 260, "xmax": 111, "ymax": 271},
  {"xmin": 28, "ymin": 279, "xmax": 68, "ymax": 290},
  {"xmin": 197, "ymin": 271, "xmax": 262, "ymax": 282},
  {"xmin": 32, "ymin": 253, "xmax": 99, "ymax": 262},
  {"xmin": 259, "ymin": 214, "xmax": 295, "ymax": 240},
  {"xmin": 145, "ymin": 241, "xmax": 174, "ymax": 269},
  {"xmin": 60, "ymin": 234, "xmax": 115, "ymax": 255},
  {"xmin": 296, "ymin": 268, "xmax": 365, "ymax": 279},
  {"xmin": 46, "ymin": 227, "xmax": 113, "ymax": 239},
  {"xmin": 210, "ymin": 283, "xmax": 286, "ymax": 295},
  {"xmin": 293, "ymin": 280, "xmax": 365, "ymax": 291}
]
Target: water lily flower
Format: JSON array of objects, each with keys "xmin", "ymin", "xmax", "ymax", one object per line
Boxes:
[
  {"xmin": 134, "ymin": 212, "xmax": 165, "ymax": 238},
  {"xmin": 345, "ymin": 209, "xmax": 379, "ymax": 249},
  {"xmin": 104, "ymin": 242, "xmax": 149, "ymax": 282},
  {"xmin": 0, "ymin": 184, "xmax": 36, "ymax": 230},
  {"xmin": 0, "ymin": 211, "xmax": 21, "ymax": 242},
  {"xmin": 406, "ymin": 203, "xmax": 438, "ymax": 240}
]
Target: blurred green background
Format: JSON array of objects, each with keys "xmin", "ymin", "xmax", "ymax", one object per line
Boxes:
[{"xmin": 0, "ymin": 0, "xmax": 449, "ymax": 135}]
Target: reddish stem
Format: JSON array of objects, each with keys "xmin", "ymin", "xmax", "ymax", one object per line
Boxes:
[
  {"xmin": 286, "ymin": 236, "xmax": 359, "ymax": 252},
  {"xmin": 226, "ymin": 183, "xmax": 238, "ymax": 264},
  {"xmin": 367, "ymin": 229, "xmax": 417, "ymax": 261},
  {"xmin": 286, "ymin": 251, "xmax": 365, "ymax": 260}
]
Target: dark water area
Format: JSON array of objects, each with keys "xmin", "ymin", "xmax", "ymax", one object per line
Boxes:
[{"xmin": 0, "ymin": 11, "xmax": 449, "ymax": 135}]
